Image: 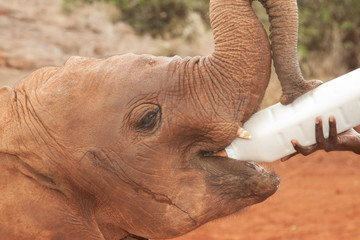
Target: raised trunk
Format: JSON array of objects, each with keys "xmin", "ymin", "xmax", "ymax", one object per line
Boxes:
[
  {"xmin": 178, "ymin": 0, "xmax": 271, "ymax": 126},
  {"xmin": 209, "ymin": 0, "xmax": 272, "ymax": 121},
  {"xmin": 260, "ymin": 0, "xmax": 303, "ymax": 87},
  {"xmin": 259, "ymin": 0, "xmax": 322, "ymax": 104},
  {"xmin": 179, "ymin": 0, "xmax": 320, "ymax": 130}
]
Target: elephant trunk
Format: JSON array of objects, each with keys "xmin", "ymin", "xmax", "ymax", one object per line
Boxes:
[
  {"xmin": 177, "ymin": 0, "xmax": 271, "ymax": 125},
  {"xmin": 259, "ymin": 0, "xmax": 303, "ymax": 91},
  {"xmin": 209, "ymin": 0, "xmax": 272, "ymax": 122},
  {"xmin": 259, "ymin": 0, "xmax": 322, "ymax": 104}
]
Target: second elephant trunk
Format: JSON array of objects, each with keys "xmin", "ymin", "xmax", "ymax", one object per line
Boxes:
[{"xmin": 259, "ymin": 0, "xmax": 304, "ymax": 94}]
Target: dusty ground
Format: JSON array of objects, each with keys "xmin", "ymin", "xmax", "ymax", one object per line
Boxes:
[{"xmin": 1, "ymin": 1, "xmax": 360, "ymax": 240}]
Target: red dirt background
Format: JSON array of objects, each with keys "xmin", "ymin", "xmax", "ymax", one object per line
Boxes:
[
  {"xmin": 1, "ymin": 1, "xmax": 360, "ymax": 240},
  {"xmin": 171, "ymin": 151, "xmax": 360, "ymax": 240}
]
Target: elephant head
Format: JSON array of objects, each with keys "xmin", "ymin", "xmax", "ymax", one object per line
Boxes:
[{"xmin": 0, "ymin": 0, "xmax": 320, "ymax": 239}]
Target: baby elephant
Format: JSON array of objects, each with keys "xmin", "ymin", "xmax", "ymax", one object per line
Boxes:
[{"xmin": 0, "ymin": 0, "xmax": 323, "ymax": 239}]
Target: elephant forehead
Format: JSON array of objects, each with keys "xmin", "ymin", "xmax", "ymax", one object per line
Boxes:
[
  {"xmin": 102, "ymin": 53, "xmax": 179, "ymax": 93},
  {"xmin": 48, "ymin": 54, "xmax": 175, "ymax": 90},
  {"xmin": 21, "ymin": 53, "xmax": 180, "ymax": 109}
]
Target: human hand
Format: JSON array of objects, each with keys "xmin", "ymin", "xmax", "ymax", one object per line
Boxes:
[{"xmin": 281, "ymin": 116, "xmax": 360, "ymax": 161}]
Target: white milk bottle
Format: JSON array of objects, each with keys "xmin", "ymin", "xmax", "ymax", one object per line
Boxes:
[{"xmin": 225, "ymin": 68, "xmax": 360, "ymax": 162}]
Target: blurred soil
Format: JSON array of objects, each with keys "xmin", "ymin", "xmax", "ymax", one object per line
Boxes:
[{"xmin": 1, "ymin": 1, "xmax": 360, "ymax": 240}]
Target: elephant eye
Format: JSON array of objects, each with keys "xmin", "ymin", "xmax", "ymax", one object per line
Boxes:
[{"xmin": 136, "ymin": 106, "xmax": 161, "ymax": 133}]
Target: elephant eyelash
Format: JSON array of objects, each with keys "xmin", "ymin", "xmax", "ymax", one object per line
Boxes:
[{"xmin": 135, "ymin": 106, "xmax": 161, "ymax": 133}]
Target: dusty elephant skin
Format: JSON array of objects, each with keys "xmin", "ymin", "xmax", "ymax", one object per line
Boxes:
[{"xmin": 0, "ymin": 0, "xmax": 319, "ymax": 239}]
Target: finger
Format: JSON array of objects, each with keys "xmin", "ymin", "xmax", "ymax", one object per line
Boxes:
[
  {"xmin": 292, "ymin": 140, "xmax": 317, "ymax": 156},
  {"xmin": 328, "ymin": 116, "xmax": 338, "ymax": 139},
  {"xmin": 354, "ymin": 125, "xmax": 360, "ymax": 133},
  {"xmin": 281, "ymin": 140, "xmax": 301, "ymax": 162},
  {"xmin": 315, "ymin": 117, "xmax": 325, "ymax": 144},
  {"xmin": 281, "ymin": 152, "xmax": 298, "ymax": 162}
]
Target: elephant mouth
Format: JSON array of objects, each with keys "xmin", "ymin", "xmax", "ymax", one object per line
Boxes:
[
  {"xmin": 204, "ymin": 150, "xmax": 267, "ymax": 174},
  {"xmin": 196, "ymin": 149, "xmax": 280, "ymax": 199}
]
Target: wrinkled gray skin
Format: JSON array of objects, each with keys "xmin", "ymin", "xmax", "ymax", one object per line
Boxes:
[{"xmin": 0, "ymin": 0, "xmax": 319, "ymax": 239}]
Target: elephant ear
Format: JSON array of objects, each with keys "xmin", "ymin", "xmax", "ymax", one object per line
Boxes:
[
  {"xmin": 0, "ymin": 86, "xmax": 17, "ymax": 153},
  {"xmin": 0, "ymin": 86, "xmax": 12, "ymax": 116},
  {"xmin": 259, "ymin": 0, "xmax": 322, "ymax": 104}
]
